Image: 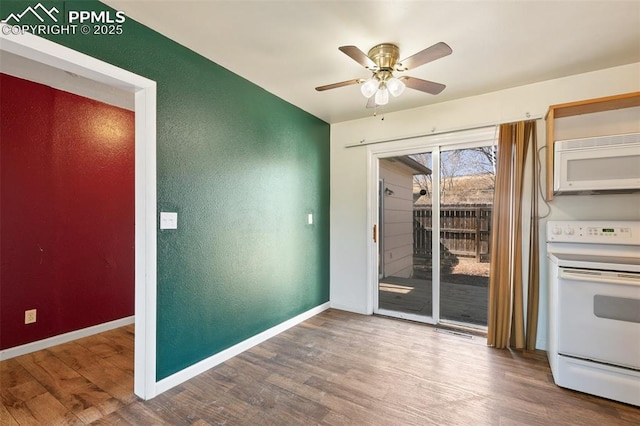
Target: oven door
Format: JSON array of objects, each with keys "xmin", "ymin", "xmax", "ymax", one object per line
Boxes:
[{"xmin": 557, "ymin": 267, "xmax": 640, "ymax": 370}]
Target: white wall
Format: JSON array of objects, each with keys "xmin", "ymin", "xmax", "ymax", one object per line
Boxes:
[{"xmin": 330, "ymin": 63, "xmax": 640, "ymax": 348}]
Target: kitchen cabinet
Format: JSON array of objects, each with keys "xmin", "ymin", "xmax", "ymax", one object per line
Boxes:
[{"xmin": 545, "ymin": 92, "xmax": 640, "ymax": 200}]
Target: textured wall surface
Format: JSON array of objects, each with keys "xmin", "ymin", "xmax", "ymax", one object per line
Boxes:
[
  {"xmin": 0, "ymin": 1, "xmax": 330, "ymax": 378},
  {"xmin": 0, "ymin": 73, "xmax": 135, "ymax": 349}
]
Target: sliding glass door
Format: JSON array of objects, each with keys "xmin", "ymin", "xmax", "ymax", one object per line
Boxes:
[
  {"xmin": 437, "ymin": 146, "xmax": 495, "ymax": 328},
  {"xmin": 377, "ymin": 153, "xmax": 434, "ymax": 319},
  {"xmin": 375, "ymin": 139, "xmax": 495, "ymax": 329}
]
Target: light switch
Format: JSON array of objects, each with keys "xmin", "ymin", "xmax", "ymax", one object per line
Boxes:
[
  {"xmin": 307, "ymin": 213, "xmax": 313, "ymax": 225},
  {"xmin": 160, "ymin": 212, "xmax": 178, "ymax": 230}
]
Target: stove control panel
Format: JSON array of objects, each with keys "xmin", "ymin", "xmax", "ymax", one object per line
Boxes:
[{"xmin": 547, "ymin": 221, "xmax": 640, "ymax": 244}]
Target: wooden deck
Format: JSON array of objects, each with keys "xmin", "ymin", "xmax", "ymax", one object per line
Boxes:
[
  {"xmin": 2, "ymin": 309, "xmax": 639, "ymax": 425},
  {"xmin": 379, "ymin": 276, "xmax": 488, "ymax": 326}
]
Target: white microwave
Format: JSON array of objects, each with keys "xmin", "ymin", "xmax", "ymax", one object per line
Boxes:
[{"xmin": 554, "ymin": 133, "xmax": 640, "ymax": 195}]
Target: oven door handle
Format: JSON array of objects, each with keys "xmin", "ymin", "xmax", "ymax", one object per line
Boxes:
[{"xmin": 560, "ymin": 269, "xmax": 640, "ymax": 286}]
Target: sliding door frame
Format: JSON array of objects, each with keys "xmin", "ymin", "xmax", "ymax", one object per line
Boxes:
[{"xmin": 366, "ymin": 127, "xmax": 498, "ymax": 323}]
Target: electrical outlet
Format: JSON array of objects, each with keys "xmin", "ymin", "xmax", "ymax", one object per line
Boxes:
[{"xmin": 25, "ymin": 309, "xmax": 37, "ymax": 324}]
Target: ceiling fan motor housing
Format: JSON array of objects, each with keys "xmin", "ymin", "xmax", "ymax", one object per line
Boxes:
[{"xmin": 367, "ymin": 43, "xmax": 400, "ymax": 72}]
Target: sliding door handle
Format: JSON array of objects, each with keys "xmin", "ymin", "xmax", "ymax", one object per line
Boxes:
[{"xmin": 373, "ymin": 224, "xmax": 377, "ymax": 243}]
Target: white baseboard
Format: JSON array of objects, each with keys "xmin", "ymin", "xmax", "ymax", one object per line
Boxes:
[
  {"xmin": 154, "ymin": 302, "xmax": 331, "ymax": 396},
  {"xmin": 0, "ymin": 316, "xmax": 135, "ymax": 361},
  {"xmin": 329, "ymin": 301, "xmax": 368, "ymax": 315}
]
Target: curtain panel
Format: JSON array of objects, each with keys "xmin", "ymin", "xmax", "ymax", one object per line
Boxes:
[{"xmin": 487, "ymin": 120, "xmax": 539, "ymax": 350}]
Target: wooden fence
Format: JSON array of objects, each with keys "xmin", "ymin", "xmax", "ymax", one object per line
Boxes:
[{"xmin": 414, "ymin": 204, "xmax": 492, "ymax": 262}]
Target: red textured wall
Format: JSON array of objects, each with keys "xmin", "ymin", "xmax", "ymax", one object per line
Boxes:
[{"xmin": 0, "ymin": 73, "xmax": 134, "ymax": 350}]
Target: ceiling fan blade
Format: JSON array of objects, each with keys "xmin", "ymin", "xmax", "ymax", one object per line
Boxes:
[
  {"xmin": 397, "ymin": 42, "xmax": 452, "ymax": 71},
  {"xmin": 339, "ymin": 45, "xmax": 377, "ymax": 69},
  {"xmin": 366, "ymin": 96, "xmax": 377, "ymax": 108},
  {"xmin": 315, "ymin": 78, "xmax": 362, "ymax": 91},
  {"xmin": 401, "ymin": 76, "xmax": 446, "ymax": 95}
]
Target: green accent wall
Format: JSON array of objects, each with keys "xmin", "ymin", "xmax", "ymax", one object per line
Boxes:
[{"xmin": 1, "ymin": 1, "xmax": 330, "ymax": 380}]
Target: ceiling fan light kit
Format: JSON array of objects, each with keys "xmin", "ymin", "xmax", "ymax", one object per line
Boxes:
[
  {"xmin": 360, "ymin": 75, "xmax": 405, "ymax": 105},
  {"xmin": 387, "ymin": 77, "xmax": 405, "ymax": 97},
  {"xmin": 360, "ymin": 77, "xmax": 379, "ymax": 98},
  {"xmin": 316, "ymin": 42, "xmax": 452, "ymax": 109},
  {"xmin": 375, "ymin": 84, "xmax": 389, "ymax": 106}
]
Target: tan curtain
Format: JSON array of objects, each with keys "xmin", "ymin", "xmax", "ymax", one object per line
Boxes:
[{"xmin": 487, "ymin": 120, "xmax": 539, "ymax": 350}]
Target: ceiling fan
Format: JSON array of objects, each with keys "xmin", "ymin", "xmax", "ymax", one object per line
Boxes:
[{"xmin": 315, "ymin": 42, "xmax": 452, "ymax": 108}]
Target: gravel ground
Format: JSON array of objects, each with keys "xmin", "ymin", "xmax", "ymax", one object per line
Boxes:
[
  {"xmin": 452, "ymin": 258, "xmax": 490, "ymax": 276},
  {"xmin": 444, "ymin": 258, "xmax": 490, "ymax": 287}
]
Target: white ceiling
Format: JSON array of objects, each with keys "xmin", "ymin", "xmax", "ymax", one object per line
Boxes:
[{"xmin": 103, "ymin": 1, "xmax": 640, "ymax": 124}]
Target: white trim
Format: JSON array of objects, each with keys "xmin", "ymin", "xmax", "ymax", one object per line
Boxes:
[
  {"xmin": 0, "ymin": 49, "xmax": 134, "ymax": 110},
  {"xmin": 1, "ymin": 31, "xmax": 157, "ymax": 400},
  {"xmin": 135, "ymin": 85, "xmax": 158, "ymax": 400},
  {"xmin": 366, "ymin": 126, "xmax": 498, "ymax": 158},
  {"xmin": 431, "ymin": 148, "xmax": 441, "ymax": 323},
  {"xmin": 155, "ymin": 302, "xmax": 331, "ymax": 395},
  {"xmin": 0, "ymin": 316, "xmax": 134, "ymax": 361},
  {"xmin": 330, "ymin": 302, "xmax": 368, "ymax": 315},
  {"xmin": 345, "ymin": 115, "xmax": 539, "ymax": 148},
  {"xmin": 365, "ymin": 153, "xmax": 377, "ymax": 315},
  {"xmin": 376, "ymin": 309, "xmax": 437, "ymax": 325}
]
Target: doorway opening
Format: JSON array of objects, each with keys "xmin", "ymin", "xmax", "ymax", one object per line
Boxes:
[
  {"xmin": 371, "ymin": 128, "xmax": 497, "ymax": 331},
  {"xmin": 0, "ymin": 31, "xmax": 157, "ymax": 399}
]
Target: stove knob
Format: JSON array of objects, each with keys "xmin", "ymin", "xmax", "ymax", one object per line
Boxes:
[
  {"xmin": 552, "ymin": 226, "xmax": 562, "ymax": 235},
  {"xmin": 564, "ymin": 226, "xmax": 575, "ymax": 235}
]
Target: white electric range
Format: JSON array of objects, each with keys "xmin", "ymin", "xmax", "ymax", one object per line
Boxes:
[{"xmin": 547, "ymin": 220, "xmax": 640, "ymax": 406}]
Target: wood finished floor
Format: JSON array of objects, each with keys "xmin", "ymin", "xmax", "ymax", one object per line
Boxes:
[{"xmin": 2, "ymin": 310, "xmax": 639, "ymax": 425}]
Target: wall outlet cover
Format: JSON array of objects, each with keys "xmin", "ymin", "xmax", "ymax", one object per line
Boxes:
[{"xmin": 25, "ymin": 309, "xmax": 37, "ymax": 324}]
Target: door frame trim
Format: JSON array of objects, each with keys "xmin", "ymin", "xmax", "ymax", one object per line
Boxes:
[{"xmin": 1, "ymin": 31, "xmax": 158, "ymax": 400}]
